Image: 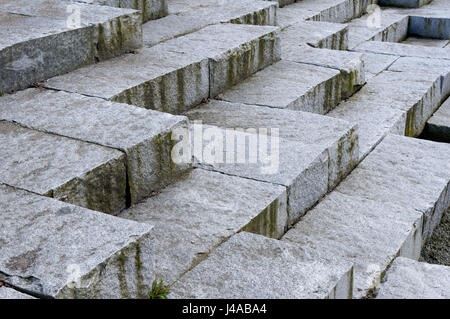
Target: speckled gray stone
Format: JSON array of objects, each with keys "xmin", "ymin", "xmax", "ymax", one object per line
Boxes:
[
  {"xmin": 217, "ymin": 60, "xmax": 342, "ymax": 114},
  {"xmin": 354, "ymin": 40, "xmax": 450, "ymax": 60},
  {"xmin": 388, "ymin": 56, "xmax": 450, "ymax": 101},
  {"xmin": 337, "ymin": 134, "xmax": 450, "ymax": 241},
  {"xmin": 0, "ymin": 88, "xmax": 190, "ymax": 204},
  {"xmin": 171, "ymin": 232, "xmax": 354, "ymax": 299},
  {"xmin": 377, "ymin": 257, "xmax": 450, "ymax": 299},
  {"xmin": 280, "ymin": 21, "xmax": 349, "ymax": 50},
  {"xmin": 283, "ymin": 134, "xmax": 450, "ymax": 298},
  {"xmin": 0, "ymin": 184, "xmax": 154, "ymax": 299},
  {"xmin": 360, "ymin": 52, "xmax": 400, "ymax": 79},
  {"xmin": 120, "ymin": 169, "xmax": 288, "ymax": 284},
  {"xmin": 277, "ymin": 0, "xmax": 377, "ymax": 28},
  {"xmin": 427, "ymin": 97, "xmax": 450, "ymax": 142},
  {"xmin": 282, "ymin": 44, "xmax": 365, "ymax": 98},
  {"xmin": 142, "ymin": 0, "xmax": 277, "ymax": 47},
  {"xmin": 185, "ymin": 99, "xmax": 359, "ymax": 190},
  {"xmin": 45, "ymin": 47, "xmax": 209, "ymax": 114},
  {"xmin": 402, "ymin": 37, "xmax": 449, "ymax": 48},
  {"xmin": 153, "ymin": 24, "xmax": 281, "ymax": 97},
  {"xmin": 0, "ymin": 121, "xmax": 127, "ymax": 214},
  {"xmin": 0, "ymin": 0, "xmax": 142, "ymax": 94},
  {"xmin": 70, "ymin": 0, "xmax": 168, "ymax": 22},
  {"xmin": 349, "ymin": 70, "xmax": 441, "ymax": 137},
  {"xmin": 0, "ymin": 287, "xmax": 35, "ymax": 299},
  {"xmin": 192, "ymin": 126, "xmax": 329, "ymax": 225},
  {"xmin": 328, "ymin": 94, "xmax": 406, "ymax": 160},
  {"xmin": 348, "ymin": 13, "xmax": 408, "ymax": 49}
]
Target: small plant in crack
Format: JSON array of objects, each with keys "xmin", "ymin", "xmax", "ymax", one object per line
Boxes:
[{"xmin": 149, "ymin": 279, "xmax": 170, "ymax": 299}]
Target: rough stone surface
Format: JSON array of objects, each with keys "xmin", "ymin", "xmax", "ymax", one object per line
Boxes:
[
  {"xmin": 282, "ymin": 44, "xmax": 365, "ymax": 98},
  {"xmin": 142, "ymin": 0, "xmax": 277, "ymax": 46},
  {"xmin": 185, "ymin": 99, "xmax": 359, "ymax": 190},
  {"xmin": 283, "ymin": 134, "xmax": 450, "ymax": 298},
  {"xmin": 0, "ymin": 287, "xmax": 35, "ymax": 299},
  {"xmin": 360, "ymin": 52, "xmax": 399, "ymax": 79},
  {"xmin": 171, "ymin": 232, "xmax": 354, "ymax": 299},
  {"xmin": 71, "ymin": 0, "xmax": 168, "ymax": 22},
  {"xmin": 46, "ymin": 24, "xmax": 280, "ymax": 114},
  {"xmin": 0, "ymin": 0, "xmax": 142, "ymax": 94},
  {"xmin": 346, "ymin": 10, "xmax": 408, "ymax": 49},
  {"xmin": 0, "ymin": 121, "xmax": 127, "ymax": 214},
  {"xmin": 120, "ymin": 168, "xmax": 288, "ymax": 284},
  {"xmin": 354, "ymin": 40, "xmax": 450, "ymax": 60},
  {"xmin": 426, "ymin": 96, "xmax": 450, "ymax": 143},
  {"xmin": 154, "ymin": 24, "xmax": 281, "ymax": 97},
  {"xmin": 217, "ymin": 60, "xmax": 342, "ymax": 114},
  {"xmin": 0, "ymin": 184, "xmax": 154, "ymax": 299},
  {"xmin": 421, "ymin": 207, "xmax": 450, "ymax": 266},
  {"xmin": 402, "ymin": 37, "xmax": 449, "ymax": 48},
  {"xmin": 280, "ymin": 21, "xmax": 349, "ymax": 50},
  {"xmin": 0, "ymin": 88, "xmax": 190, "ymax": 204},
  {"xmin": 377, "ymin": 257, "xmax": 450, "ymax": 299},
  {"xmin": 192, "ymin": 125, "xmax": 330, "ymax": 225}
]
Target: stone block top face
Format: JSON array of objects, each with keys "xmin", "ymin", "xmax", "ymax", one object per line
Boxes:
[
  {"xmin": 0, "ymin": 287, "xmax": 35, "ymax": 299},
  {"xmin": 0, "ymin": 88, "xmax": 186, "ymax": 151},
  {"xmin": 153, "ymin": 23, "xmax": 279, "ymax": 58},
  {"xmin": 0, "ymin": 0, "xmax": 138, "ymax": 23},
  {"xmin": 0, "ymin": 121, "xmax": 124, "ymax": 196},
  {"xmin": 428, "ymin": 97, "xmax": 450, "ymax": 127},
  {"xmin": 0, "ymin": 184, "xmax": 153, "ymax": 298},
  {"xmin": 377, "ymin": 257, "xmax": 450, "ymax": 299},
  {"xmin": 170, "ymin": 231, "xmax": 353, "ymax": 299}
]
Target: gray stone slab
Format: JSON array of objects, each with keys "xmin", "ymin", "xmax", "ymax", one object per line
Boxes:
[
  {"xmin": 0, "ymin": 88, "xmax": 190, "ymax": 205},
  {"xmin": 0, "ymin": 0, "xmax": 142, "ymax": 93},
  {"xmin": 46, "ymin": 24, "xmax": 280, "ymax": 114},
  {"xmin": 388, "ymin": 56, "xmax": 450, "ymax": 101},
  {"xmin": 185, "ymin": 99, "xmax": 359, "ymax": 191},
  {"xmin": 171, "ymin": 232, "xmax": 354, "ymax": 299},
  {"xmin": 280, "ymin": 21, "xmax": 349, "ymax": 50},
  {"xmin": 0, "ymin": 184, "xmax": 154, "ymax": 299},
  {"xmin": 337, "ymin": 134, "xmax": 450, "ymax": 240},
  {"xmin": 328, "ymin": 96, "xmax": 406, "ymax": 160},
  {"xmin": 360, "ymin": 52, "xmax": 400, "ymax": 79},
  {"xmin": 346, "ymin": 11, "xmax": 409, "ymax": 49},
  {"xmin": 0, "ymin": 121, "xmax": 127, "ymax": 214},
  {"xmin": 377, "ymin": 257, "xmax": 450, "ymax": 299},
  {"xmin": 427, "ymin": 97, "xmax": 450, "ymax": 142},
  {"xmin": 277, "ymin": 0, "xmax": 377, "ymax": 28},
  {"xmin": 282, "ymin": 44, "xmax": 365, "ymax": 98},
  {"xmin": 217, "ymin": 60, "xmax": 342, "ymax": 114},
  {"xmin": 409, "ymin": 14, "xmax": 450, "ymax": 40},
  {"xmin": 142, "ymin": 0, "xmax": 277, "ymax": 46},
  {"xmin": 45, "ymin": 47, "xmax": 209, "ymax": 114},
  {"xmin": 154, "ymin": 24, "xmax": 281, "ymax": 97},
  {"xmin": 0, "ymin": 287, "xmax": 35, "ymax": 299},
  {"xmin": 354, "ymin": 40, "xmax": 450, "ymax": 60},
  {"xmin": 120, "ymin": 168, "xmax": 288, "ymax": 284},
  {"xmin": 353, "ymin": 70, "xmax": 442, "ymax": 136},
  {"xmin": 283, "ymin": 190, "xmax": 424, "ymax": 299},
  {"xmin": 283, "ymin": 134, "xmax": 450, "ymax": 298},
  {"xmin": 70, "ymin": 0, "xmax": 168, "ymax": 22},
  {"xmin": 192, "ymin": 125, "xmax": 329, "ymax": 225}
]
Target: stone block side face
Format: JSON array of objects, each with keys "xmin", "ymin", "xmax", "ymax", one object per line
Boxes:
[
  {"xmin": 94, "ymin": 11, "xmax": 143, "ymax": 61},
  {"xmin": 229, "ymin": 3, "xmax": 277, "ymax": 26},
  {"xmin": 52, "ymin": 154, "xmax": 128, "ymax": 214},
  {"xmin": 379, "ymin": 0, "xmax": 432, "ymax": 8},
  {"xmin": 56, "ymin": 234, "xmax": 154, "ymax": 299},
  {"xmin": 111, "ymin": 58, "xmax": 209, "ymax": 114},
  {"xmin": 127, "ymin": 121, "xmax": 192, "ymax": 204},
  {"xmin": 327, "ymin": 126, "xmax": 360, "ymax": 190},
  {"xmin": 209, "ymin": 30, "xmax": 281, "ymax": 98},
  {"xmin": 241, "ymin": 189, "xmax": 289, "ymax": 239},
  {"xmin": 0, "ymin": 26, "xmax": 94, "ymax": 94}
]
